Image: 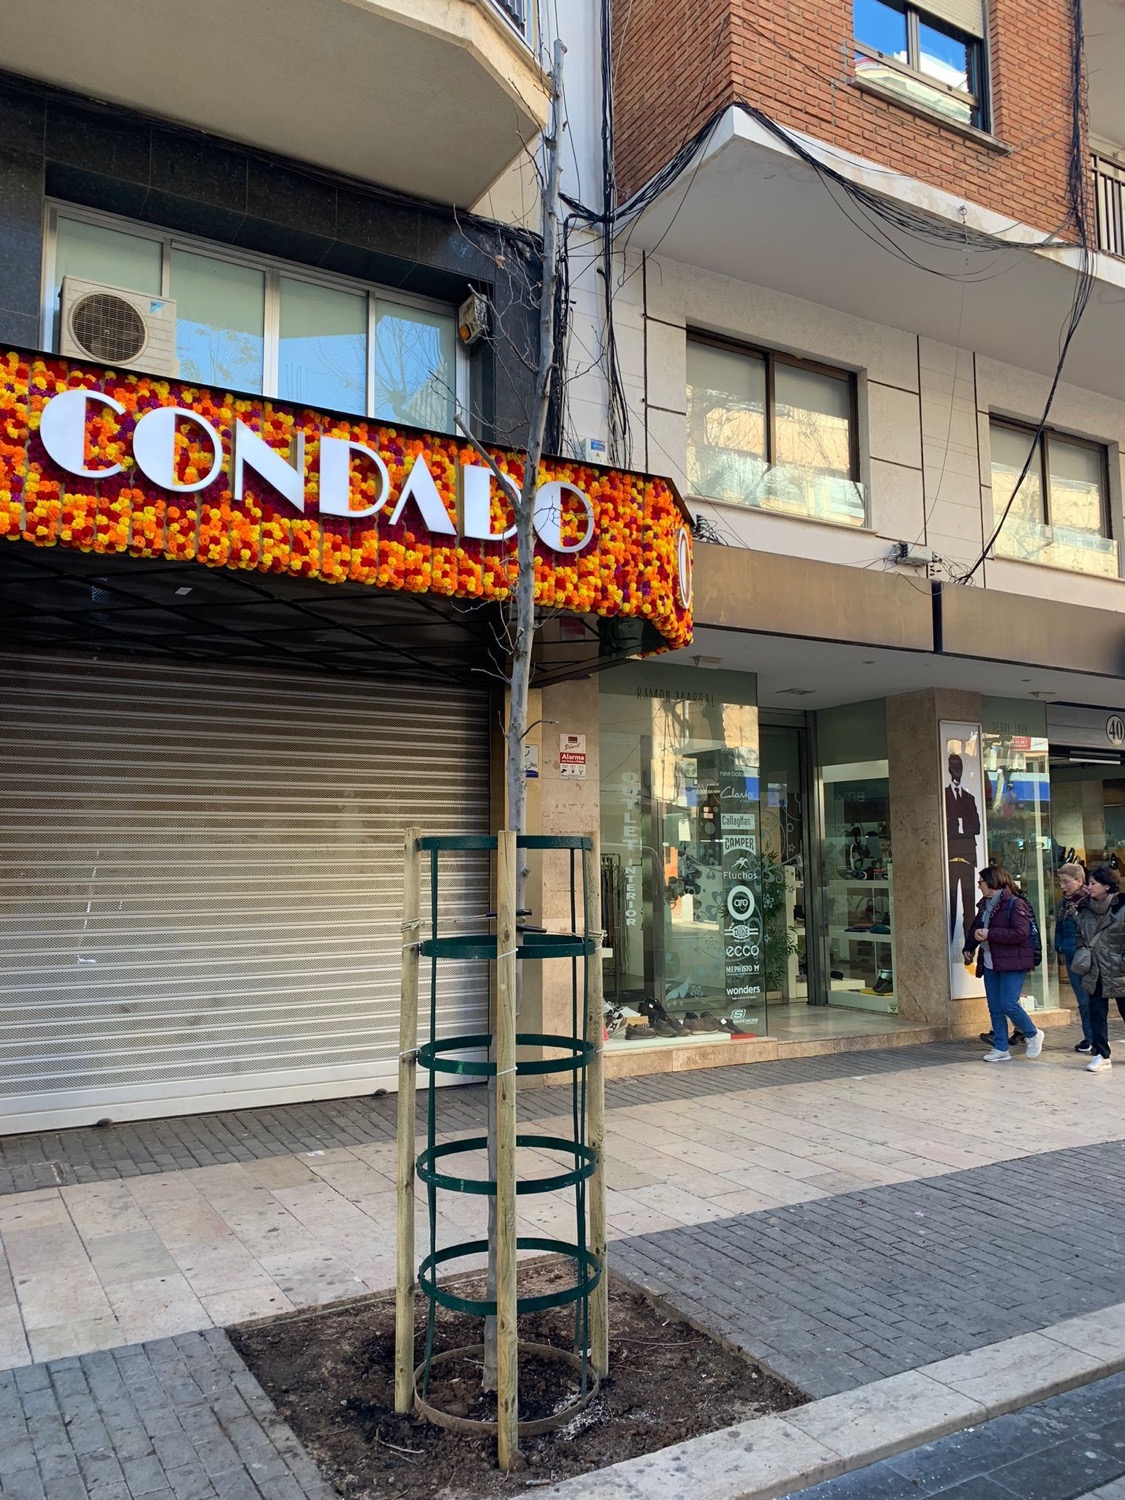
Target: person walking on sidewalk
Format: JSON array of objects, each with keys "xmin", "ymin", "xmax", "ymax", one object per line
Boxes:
[
  {"xmin": 964, "ymin": 865, "xmax": 1046, "ymax": 1063},
  {"xmin": 1073, "ymin": 864, "xmax": 1125, "ymax": 1074},
  {"xmin": 1054, "ymin": 862, "xmax": 1093, "ymax": 1054}
]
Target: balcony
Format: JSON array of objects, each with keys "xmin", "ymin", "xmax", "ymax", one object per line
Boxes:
[
  {"xmin": 0, "ymin": 0, "xmax": 549, "ymax": 207},
  {"xmin": 1094, "ymin": 155, "xmax": 1125, "ymax": 258}
]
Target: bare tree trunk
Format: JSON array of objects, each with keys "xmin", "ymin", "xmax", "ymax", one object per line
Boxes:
[{"xmin": 481, "ymin": 35, "xmax": 567, "ymax": 1396}]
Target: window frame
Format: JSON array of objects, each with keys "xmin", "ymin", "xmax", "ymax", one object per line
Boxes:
[
  {"xmin": 687, "ymin": 331, "xmax": 861, "ymax": 488},
  {"xmin": 40, "ymin": 200, "xmax": 469, "ymax": 427},
  {"xmin": 989, "ymin": 417, "xmax": 1113, "ymax": 541},
  {"xmin": 853, "ymin": 0, "xmax": 988, "ymax": 131}
]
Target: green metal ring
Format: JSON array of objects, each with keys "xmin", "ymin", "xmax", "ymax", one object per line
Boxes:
[
  {"xmin": 418, "ymin": 1237, "xmax": 601, "ymax": 1317},
  {"xmin": 415, "ymin": 834, "xmax": 592, "ymax": 852},
  {"xmin": 416, "ymin": 1133, "xmax": 597, "ymax": 1197},
  {"xmin": 418, "ymin": 835, "xmax": 498, "ymax": 851},
  {"xmin": 517, "ymin": 835, "xmax": 593, "ymax": 850},
  {"xmin": 417, "ymin": 1032, "xmax": 595, "ymax": 1078},
  {"xmin": 418, "ymin": 933, "xmax": 596, "ymax": 960}
]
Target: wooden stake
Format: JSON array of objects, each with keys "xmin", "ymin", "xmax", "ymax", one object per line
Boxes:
[
  {"xmin": 495, "ymin": 830, "xmax": 520, "ymax": 1470},
  {"xmin": 394, "ymin": 826, "xmax": 421, "ymax": 1414},
  {"xmin": 583, "ymin": 832, "xmax": 609, "ymax": 1378}
]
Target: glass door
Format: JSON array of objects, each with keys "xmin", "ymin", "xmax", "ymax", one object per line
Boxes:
[
  {"xmin": 759, "ymin": 724, "xmax": 810, "ymax": 1010},
  {"xmin": 821, "ymin": 760, "xmax": 898, "ymax": 1013}
]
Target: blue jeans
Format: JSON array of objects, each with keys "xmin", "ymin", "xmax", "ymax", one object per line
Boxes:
[
  {"xmin": 983, "ymin": 968, "xmax": 1037, "ymax": 1054},
  {"xmin": 1066, "ymin": 966, "xmax": 1093, "ymax": 1044}
]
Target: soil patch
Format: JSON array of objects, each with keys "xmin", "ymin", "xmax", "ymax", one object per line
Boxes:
[{"xmin": 230, "ymin": 1259, "xmax": 805, "ymax": 1500}]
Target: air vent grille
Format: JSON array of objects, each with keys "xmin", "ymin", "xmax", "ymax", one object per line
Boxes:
[{"xmin": 69, "ymin": 292, "xmax": 148, "ymax": 364}]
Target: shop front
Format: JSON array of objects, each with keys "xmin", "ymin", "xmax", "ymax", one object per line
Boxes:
[
  {"xmin": 599, "ymin": 666, "xmax": 912, "ymax": 1060},
  {"xmin": 0, "ymin": 348, "xmax": 691, "ymax": 1132}
]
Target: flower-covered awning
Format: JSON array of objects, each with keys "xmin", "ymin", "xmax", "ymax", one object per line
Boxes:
[{"xmin": 0, "ymin": 351, "xmax": 693, "ymax": 653}]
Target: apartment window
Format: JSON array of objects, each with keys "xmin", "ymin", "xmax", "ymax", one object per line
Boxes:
[
  {"xmin": 686, "ymin": 336, "xmax": 864, "ymax": 527},
  {"xmin": 46, "ymin": 206, "xmax": 462, "ymax": 431},
  {"xmin": 854, "ymin": 0, "xmax": 987, "ymax": 130},
  {"xmin": 989, "ymin": 420, "xmax": 1118, "ymax": 577}
]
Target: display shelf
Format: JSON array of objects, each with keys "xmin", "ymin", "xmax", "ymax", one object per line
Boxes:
[{"xmin": 829, "ymin": 925, "xmax": 894, "ymax": 942}]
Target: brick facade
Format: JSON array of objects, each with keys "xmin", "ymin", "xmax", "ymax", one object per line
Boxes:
[{"xmin": 612, "ymin": 0, "xmax": 1079, "ymax": 239}]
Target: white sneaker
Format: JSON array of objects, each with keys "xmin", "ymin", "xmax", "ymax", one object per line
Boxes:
[
  {"xmin": 1086, "ymin": 1055, "xmax": 1112, "ymax": 1073},
  {"xmin": 1025, "ymin": 1029, "xmax": 1046, "ymax": 1058},
  {"xmin": 982, "ymin": 1049, "xmax": 1011, "ymax": 1062}
]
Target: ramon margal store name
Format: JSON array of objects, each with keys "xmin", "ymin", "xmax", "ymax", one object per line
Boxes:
[{"xmin": 0, "ymin": 351, "xmax": 693, "ymax": 651}]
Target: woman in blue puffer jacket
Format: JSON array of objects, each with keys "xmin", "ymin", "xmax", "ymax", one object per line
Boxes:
[{"xmin": 1053, "ymin": 862, "xmax": 1091, "ymax": 1053}]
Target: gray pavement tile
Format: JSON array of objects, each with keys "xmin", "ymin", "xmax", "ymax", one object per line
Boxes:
[
  {"xmin": 788, "ymin": 1374, "xmax": 1125, "ymax": 1500},
  {"xmin": 0, "ymin": 1329, "xmax": 332, "ymax": 1500},
  {"xmin": 614, "ymin": 1137, "xmax": 1125, "ymax": 1398},
  {"xmin": 0, "ymin": 1040, "xmax": 967, "ymax": 1193},
  {"xmin": 936, "ymin": 1482, "xmax": 1022, "ymax": 1499}
]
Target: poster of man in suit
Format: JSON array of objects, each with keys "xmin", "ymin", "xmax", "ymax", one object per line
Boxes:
[{"xmin": 941, "ymin": 724, "xmax": 988, "ymax": 999}]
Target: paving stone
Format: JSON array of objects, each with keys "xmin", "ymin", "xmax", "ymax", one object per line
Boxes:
[
  {"xmin": 0, "ymin": 1330, "xmax": 331, "ymax": 1500},
  {"xmin": 0, "ymin": 1043, "xmax": 966, "ymax": 1194},
  {"xmin": 613, "ymin": 1137, "xmax": 1125, "ymax": 1398},
  {"xmin": 789, "ymin": 1372, "xmax": 1125, "ymax": 1499}
]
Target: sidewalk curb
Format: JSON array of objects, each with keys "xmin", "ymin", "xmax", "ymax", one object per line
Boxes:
[{"xmin": 527, "ymin": 1301, "xmax": 1125, "ymax": 1500}]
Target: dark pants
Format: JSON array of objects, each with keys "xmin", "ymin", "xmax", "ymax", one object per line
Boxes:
[
  {"xmin": 949, "ymin": 856, "xmax": 975, "ymax": 942},
  {"xmin": 1089, "ymin": 985, "xmax": 1112, "ymax": 1059}
]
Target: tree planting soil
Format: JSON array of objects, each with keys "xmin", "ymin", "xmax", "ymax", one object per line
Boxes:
[{"xmin": 230, "ymin": 1259, "xmax": 805, "ymax": 1500}]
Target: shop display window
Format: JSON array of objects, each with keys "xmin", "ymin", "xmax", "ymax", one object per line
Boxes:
[
  {"xmin": 822, "ymin": 760, "xmax": 897, "ymax": 1012},
  {"xmin": 600, "ymin": 666, "xmax": 761, "ymax": 1046},
  {"xmin": 981, "ymin": 703, "xmax": 1052, "ymax": 1009}
]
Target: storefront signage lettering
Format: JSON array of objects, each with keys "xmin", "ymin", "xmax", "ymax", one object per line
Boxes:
[
  {"xmin": 620, "ymin": 770, "xmax": 642, "ymax": 929},
  {"xmin": 635, "ymin": 687, "xmax": 715, "ymax": 704},
  {"xmin": 718, "ymin": 752, "xmax": 764, "ymax": 1004},
  {"xmin": 37, "ymin": 388, "xmax": 598, "ymax": 555},
  {"xmin": 0, "ymin": 351, "xmax": 692, "ymax": 652}
]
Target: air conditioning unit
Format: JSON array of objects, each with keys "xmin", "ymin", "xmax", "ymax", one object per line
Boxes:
[{"xmin": 59, "ymin": 277, "xmax": 178, "ymax": 376}]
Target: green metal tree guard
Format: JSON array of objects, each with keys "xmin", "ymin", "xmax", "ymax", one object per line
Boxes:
[{"xmin": 394, "ymin": 829, "xmax": 608, "ymax": 1463}]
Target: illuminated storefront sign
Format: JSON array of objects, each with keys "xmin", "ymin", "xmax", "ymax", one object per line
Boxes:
[{"xmin": 0, "ymin": 352, "xmax": 692, "ymax": 651}]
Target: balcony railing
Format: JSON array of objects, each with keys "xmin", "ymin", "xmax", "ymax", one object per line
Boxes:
[
  {"xmin": 1094, "ymin": 154, "xmax": 1125, "ymax": 257},
  {"xmin": 490, "ymin": 0, "xmax": 528, "ymax": 35}
]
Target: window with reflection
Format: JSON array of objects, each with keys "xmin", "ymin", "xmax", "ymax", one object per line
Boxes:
[
  {"xmin": 989, "ymin": 419, "xmax": 1116, "ymax": 576},
  {"xmin": 686, "ymin": 336, "xmax": 862, "ymax": 526},
  {"xmin": 854, "ymin": 0, "xmax": 986, "ymax": 129},
  {"xmin": 50, "ymin": 208, "xmax": 459, "ymax": 430}
]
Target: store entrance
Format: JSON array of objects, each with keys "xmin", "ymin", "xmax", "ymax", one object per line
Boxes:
[
  {"xmin": 759, "ymin": 723, "xmax": 814, "ymax": 1010},
  {"xmin": 1049, "ymin": 751, "xmax": 1125, "ymax": 870}
]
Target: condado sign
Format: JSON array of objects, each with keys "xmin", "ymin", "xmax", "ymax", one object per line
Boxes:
[{"xmin": 0, "ymin": 351, "xmax": 692, "ymax": 651}]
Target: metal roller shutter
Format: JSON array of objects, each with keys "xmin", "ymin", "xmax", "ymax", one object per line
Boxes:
[{"xmin": 0, "ymin": 652, "xmax": 491, "ymax": 1133}]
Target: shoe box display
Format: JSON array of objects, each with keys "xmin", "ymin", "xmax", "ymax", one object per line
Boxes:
[{"xmin": 609, "ymin": 995, "xmax": 755, "ymax": 1043}]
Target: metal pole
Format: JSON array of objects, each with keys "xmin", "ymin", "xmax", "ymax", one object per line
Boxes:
[
  {"xmin": 394, "ymin": 826, "xmax": 421, "ymax": 1413},
  {"xmin": 495, "ymin": 830, "xmax": 520, "ymax": 1469},
  {"xmin": 583, "ymin": 832, "xmax": 609, "ymax": 1378}
]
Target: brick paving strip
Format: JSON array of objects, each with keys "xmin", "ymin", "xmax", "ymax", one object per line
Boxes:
[
  {"xmin": 615, "ymin": 1138, "xmax": 1125, "ymax": 1397},
  {"xmin": 0, "ymin": 1043, "xmax": 968, "ymax": 1197},
  {"xmin": 0, "ymin": 1327, "xmax": 334, "ymax": 1500}
]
